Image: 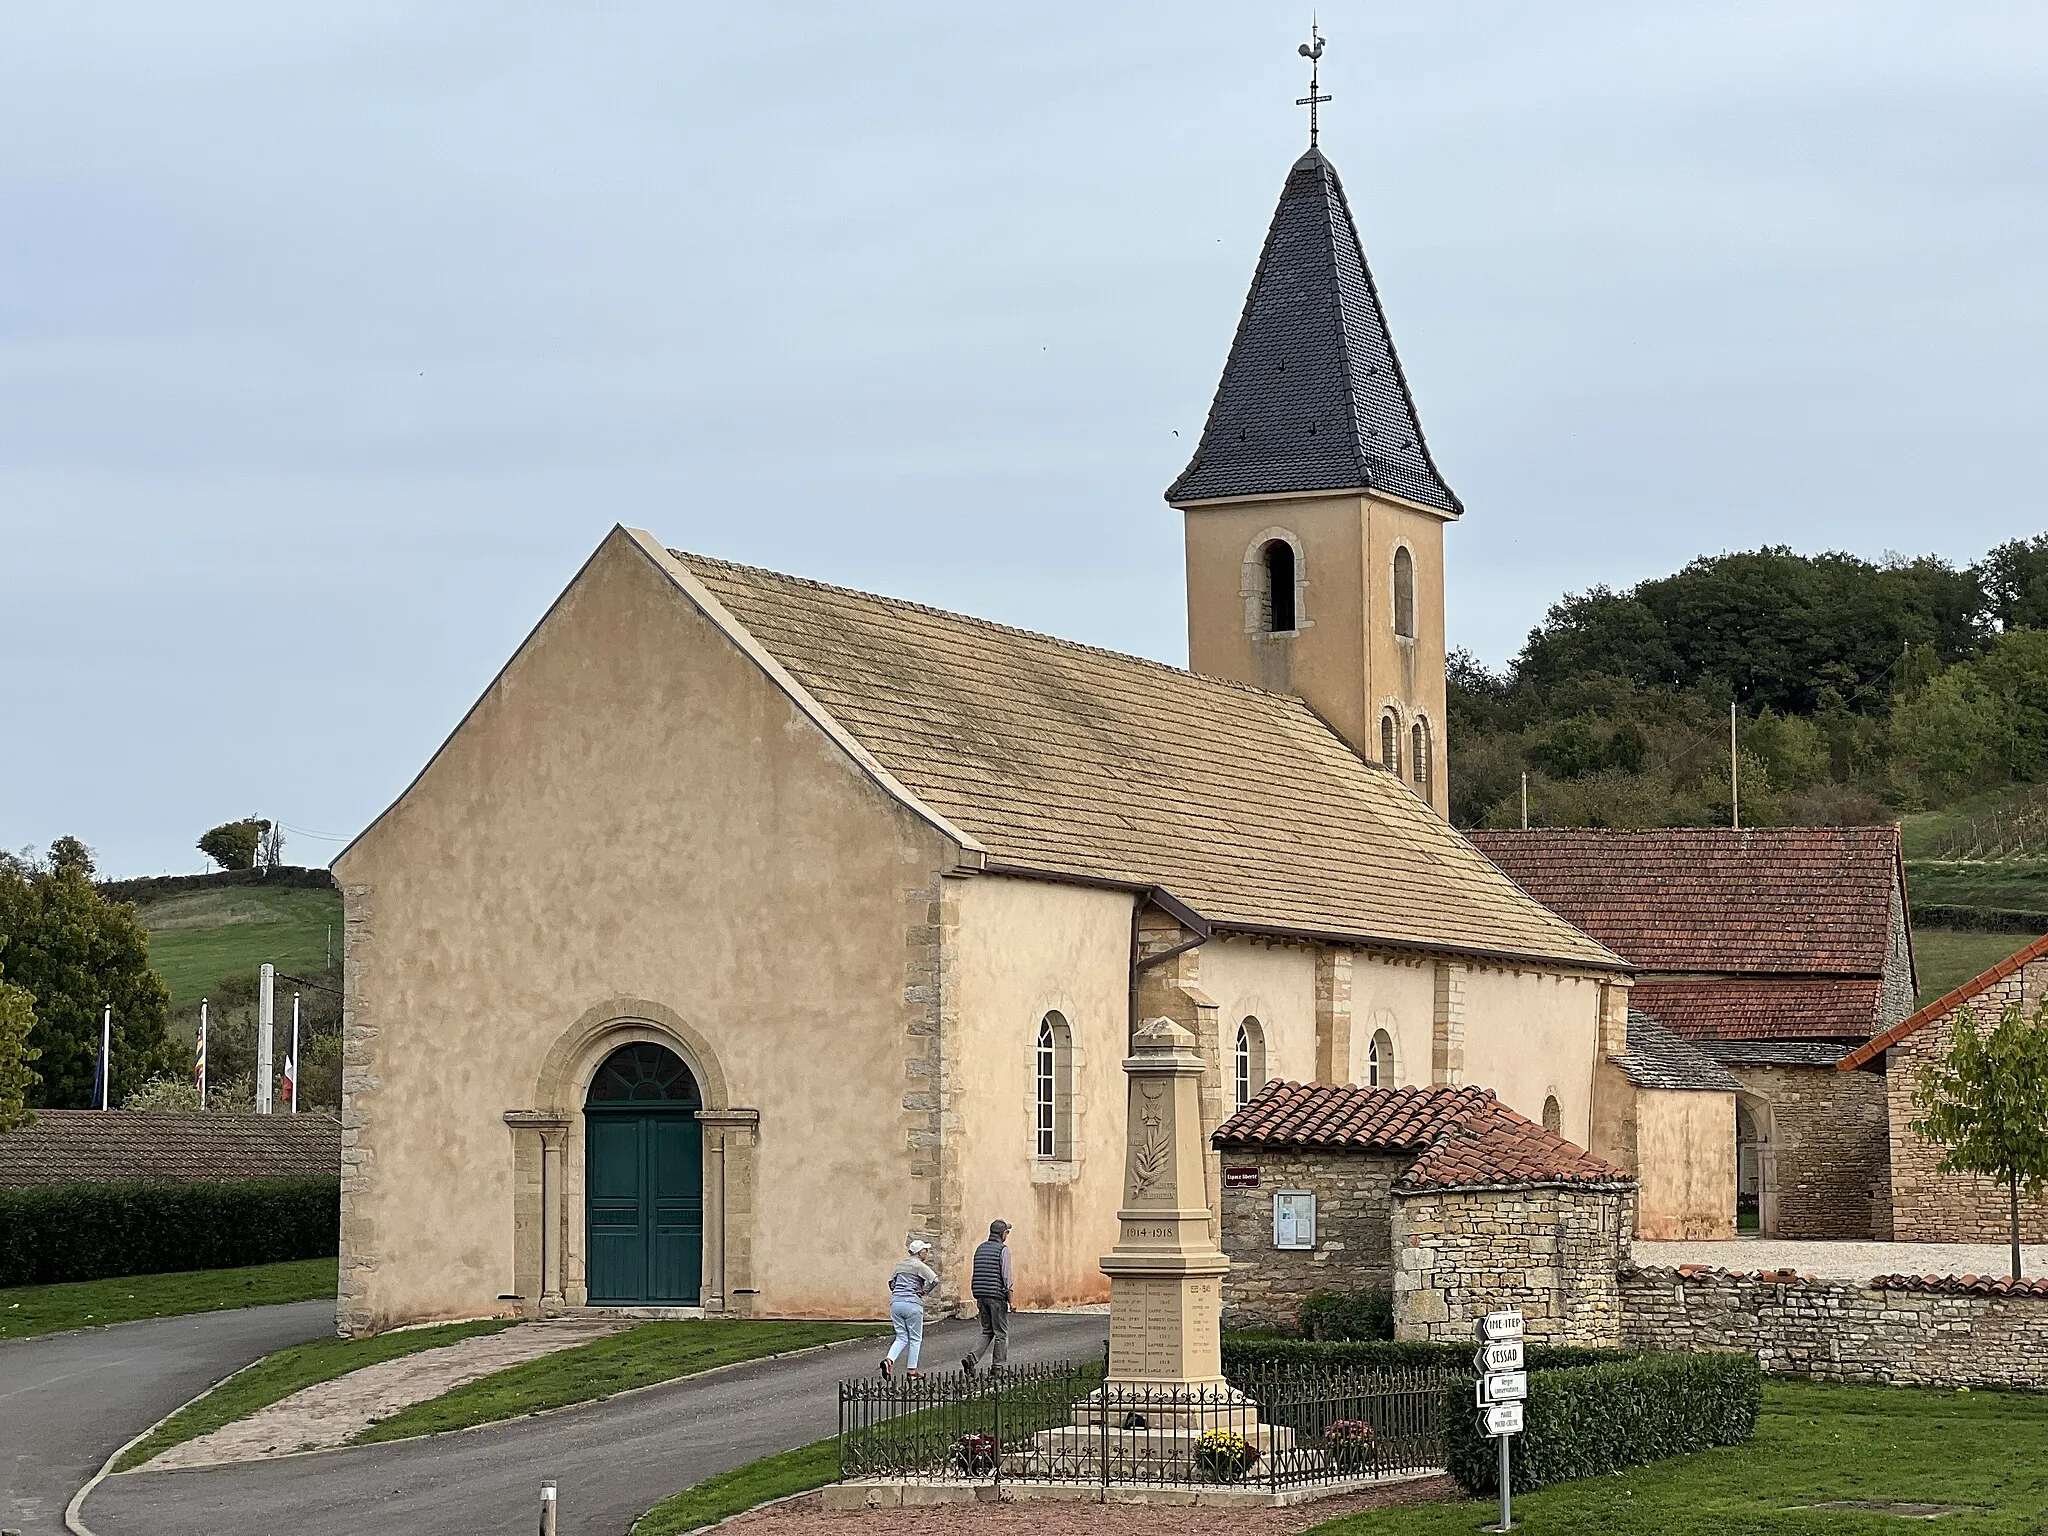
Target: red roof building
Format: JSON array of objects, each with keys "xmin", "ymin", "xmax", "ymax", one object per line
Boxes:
[{"xmin": 1469, "ymin": 827, "xmax": 1915, "ymax": 1242}]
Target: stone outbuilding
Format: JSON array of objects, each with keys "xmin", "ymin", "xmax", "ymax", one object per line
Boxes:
[
  {"xmin": 1213, "ymin": 1081, "xmax": 1636, "ymax": 1345},
  {"xmin": 1473, "ymin": 827, "xmax": 1913, "ymax": 1240},
  {"xmin": 1837, "ymin": 934, "xmax": 2048, "ymax": 1243}
]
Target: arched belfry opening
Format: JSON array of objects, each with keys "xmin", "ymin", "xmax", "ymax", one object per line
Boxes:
[
  {"xmin": 584, "ymin": 1041, "xmax": 704, "ymax": 1305},
  {"xmin": 1261, "ymin": 540, "xmax": 1297, "ymax": 633}
]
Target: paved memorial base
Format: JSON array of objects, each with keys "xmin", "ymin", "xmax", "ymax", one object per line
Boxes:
[{"xmin": 812, "ymin": 1470, "xmax": 1455, "ymax": 1520}]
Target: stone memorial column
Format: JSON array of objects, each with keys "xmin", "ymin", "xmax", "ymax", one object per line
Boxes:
[{"xmin": 1102, "ymin": 1018, "xmax": 1232, "ymax": 1386}]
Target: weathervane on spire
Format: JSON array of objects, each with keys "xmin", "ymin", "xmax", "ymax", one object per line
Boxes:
[{"xmin": 1296, "ymin": 23, "xmax": 1330, "ymax": 147}]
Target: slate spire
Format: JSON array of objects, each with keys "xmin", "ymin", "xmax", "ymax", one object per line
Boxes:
[{"xmin": 1167, "ymin": 148, "xmax": 1462, "ymax": 515}]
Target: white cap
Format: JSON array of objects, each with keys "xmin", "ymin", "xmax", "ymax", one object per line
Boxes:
[{"xmin": 907, "ymin": 1239, "xmax": 932, "ymax": 1255}]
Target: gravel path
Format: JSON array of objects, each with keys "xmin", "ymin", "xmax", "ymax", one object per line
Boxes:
[
  {"xmin": 1634, "ymin": 1239, "xmax": 2048, "ymax": 1279},
  {"xmin": 139, "ymin": 1316, "xmax": 628, "ymax": 1470},
  {"xmin": 730, "ymin": 1478, "xmax": 1461, "ymax": 1535}
]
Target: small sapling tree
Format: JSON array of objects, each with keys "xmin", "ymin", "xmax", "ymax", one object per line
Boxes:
[{"xmin": 1913, "ymin": 997, "xmax": 2048, "ymax": 1279}]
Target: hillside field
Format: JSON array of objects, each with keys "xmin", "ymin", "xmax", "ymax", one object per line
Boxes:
[{"xmin": 136, "ymin": 885, "xmax": 343, "ymax": 1008}]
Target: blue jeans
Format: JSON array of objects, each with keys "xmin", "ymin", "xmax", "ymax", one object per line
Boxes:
[{"xmin": 886, "ymin": 1298, "xmax": 925, "ymax": 1367}]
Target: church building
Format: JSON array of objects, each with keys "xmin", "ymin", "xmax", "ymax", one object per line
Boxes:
[{"xmin": 331, "ymin": 141, "xmax": 1710, "ymax": 1335}]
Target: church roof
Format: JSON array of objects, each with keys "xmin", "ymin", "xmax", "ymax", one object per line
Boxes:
[
  {"xmin": 1213, "ymin": 1081, "xmax": 1632, "ymax": 1192},
  {"xmin": 673, "ymin": 548, "xmax": 1620, "ymax": 971},
  {"xmin": 1166, "ymin": 148, "xmax": 1461, "ymax": 515}
]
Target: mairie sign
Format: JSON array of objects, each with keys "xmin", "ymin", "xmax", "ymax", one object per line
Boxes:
[{"xmin": 1482, "ymin": 1401, "xmax": 1524, "ymax": 1437}]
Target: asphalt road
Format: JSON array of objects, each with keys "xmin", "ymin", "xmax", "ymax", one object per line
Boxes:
[
  {"xmin": 81, "ymin": 1311, "xmax": 1109, "ymax": 1536},
  {"xmin": 1, "ymin": 1299, "xmax": 336, "ymax": 1536}
]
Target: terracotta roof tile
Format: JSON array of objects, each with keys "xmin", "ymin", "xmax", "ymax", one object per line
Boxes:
[
  {"xmin": 1837, "ymin": 932, "xmax": 2048, "ymax": 1071},
  {"xmin": 1212, "ymin": 1081, "xmax": 1631, "ymax": 1192},
  {"xmin": 678, "ymin": 555, "xmax": 1622, "ymax": 970},
  {"xmin": 1469, "ymin": 828, "xmax": 1902, "ymax": 976},
  {"xmin": 1629, "ymin": 978, "xmax": 1883, "ymax": 1042},
  {"xmin": 0, "ymin": 1110, "xmax": 341, "ymax": 1188}
]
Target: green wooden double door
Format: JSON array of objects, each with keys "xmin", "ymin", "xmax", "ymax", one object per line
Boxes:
[{"xmin": 584, "ymin": 1040, "xmax": 705, "ymax": 1305}]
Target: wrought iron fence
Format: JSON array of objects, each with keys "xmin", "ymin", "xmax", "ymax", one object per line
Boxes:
[{"xmin": 838, "ymin": 1357, "xmax": 1457, "ymax": 1492}]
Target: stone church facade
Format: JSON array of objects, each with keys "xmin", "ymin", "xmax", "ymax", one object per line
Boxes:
[{"xmin": 331, "ymin": 145, "xmax": 1714, "ymax": 1335}]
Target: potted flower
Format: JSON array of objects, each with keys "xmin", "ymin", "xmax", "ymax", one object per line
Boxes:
[
  {"xmin": 954, "ymin": 1432, "xmax": 999, "ymax": 1476},
  {"xmin": 1324, "ymin": 1418, "xmax": 1376, "ymax": 1473},
  {"xmin": 1193, "ymin": 1428, "xmax": 1260, "ymax": 1483}
]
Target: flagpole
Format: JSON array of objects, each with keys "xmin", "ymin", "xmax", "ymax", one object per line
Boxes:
[
  {"xmin": 289, "ymin": 992, "xmax": 300, "ymax": 1115},
  {"xmin": 100, "ymin": 1004, "xmax": 112, "ymax": 1110},
  {"xmin": 197, "ymin": 998, "xmax": 209, "ymax": 1108}
]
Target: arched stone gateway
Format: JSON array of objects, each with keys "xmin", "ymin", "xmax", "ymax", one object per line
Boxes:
[
  {"xmin": 1735, "ymin": 1094, "xmax": 1776, "ymax": 1236},
  {"xmin": 504, "ymin": 999, "xmax": 759, "ymax": 1317}
]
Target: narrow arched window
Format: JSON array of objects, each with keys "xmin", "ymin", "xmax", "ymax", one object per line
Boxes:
[
  {"xmin": 1261, "ymin": 541, "xmax": 1297, "ymax": 633},
  {"xmin": 1233, "ymin": 1018, "xmax": 1267, "ymax": 1108},
  {"xmin": 1036, "ymin": 1020, "xmax": 1055, "ymax": 1157},
  {"xmin": 1367, "ymin": 1028, "xmax": 1395, "ymax": 1088},
  {"xmin": 1035, "ymin": 1012, "xmax": 1074, "ymax": 1159},
  {"xmin": 1411, "ymin": 721, "xmax": 1429, "ymax": 793},
  {"xmin": 1380, "ymin": 713, "xmax": 1399, "ymax": 775},
  {"xmin": 1393, "ymin": 546, "xmax": 1415, "ymax": 638},
  {"xmin": 1542, "ymin": 1095, "xmax": 1562, "ymax": 1135}
]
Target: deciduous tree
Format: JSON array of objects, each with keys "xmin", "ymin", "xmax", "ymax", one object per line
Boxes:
[
  {"xmin": 1913, "ymin": 998, "xmax": 2048, "ymax": 1280},
  {"xmin": 0, "ymin": 965, "xmax": 39, "ymax": 1132},
  {"xmin": 197, "ymin": 819, "xmax": 267, "ymax": 872}
]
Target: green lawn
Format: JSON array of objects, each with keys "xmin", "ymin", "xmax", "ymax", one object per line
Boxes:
[
  {"xmin": 136, "ymin": 885, "xmax": 344, "ymax": 1007},
  {"xmin": 1309, "ymin": 1380, "xmax": 2048, "ymax": 1535},
  {"xmin": 1912, "ymin": 928, "xmax": 2037, "ymax": 1007},
  {"xmin": 1904, "ymin": 860, "xmax": 2048, "ymax": 918},
  {"xmin": 0, "ymin": 1258, "xmax": 337, "ymax": 1341},
  {"xmin": 351, "ymin": 1319, "xmax": 886, "ymax": 1444},
  {"xmin": 116, "ymin": 1317, "xmax": 510, "ymax": 1471},
  {"xmin": 633, "ymin": 1437, "xmax": 838, "ymax": 1535}
]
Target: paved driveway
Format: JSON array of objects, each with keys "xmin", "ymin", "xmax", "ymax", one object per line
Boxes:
[
  {"xmin": 1, "ymin": 1299, "xmax": 335, "ymax": 1536},
  {"xmin": 81, "ymin": 1311, "xmax": 1109, "ymax": 1536}
]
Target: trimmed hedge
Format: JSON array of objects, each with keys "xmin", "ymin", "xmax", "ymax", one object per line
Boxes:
[
  {"xmin": 1222, "ymin": 1334, "xmax": 1633, "ymax": 1375},
  {"xmin": 0, "ymin": 1176, "xmax": 340, "ymax": 1286},
  {"xmin": 1445, "ymin": 1350, "xmax": 1762, "ymax": 1495},
  {"xmin": 1298, "ymin": 1289, "xmax": 1394, "ymax": 1341}
]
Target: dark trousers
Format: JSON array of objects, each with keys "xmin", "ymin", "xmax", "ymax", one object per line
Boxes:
[{"xmin": 965, "ymin": 1296, "xmax": 1009, "ymax": 1367}]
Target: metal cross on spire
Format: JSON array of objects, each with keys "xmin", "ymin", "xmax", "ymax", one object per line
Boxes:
[{"xmin": 1296, "ymin": 24, "xmax": 1330, "ymax": 147}]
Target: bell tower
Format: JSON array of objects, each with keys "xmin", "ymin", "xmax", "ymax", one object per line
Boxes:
[{"xmin": 1168, "ymin": 133, "xmax": 1460, "ymax": 819}]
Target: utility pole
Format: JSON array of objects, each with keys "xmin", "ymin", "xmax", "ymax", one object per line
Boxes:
[{"xmin": 1730, "ymin": 701, "xmax": 1740, "ymax": 831}]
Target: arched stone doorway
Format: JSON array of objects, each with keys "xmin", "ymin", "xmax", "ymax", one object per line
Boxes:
[
  {"xmin": 1735, "ymin": 1094, "xmax": 1775, "ymax": 1236},
  {"xmin": 583, "ymin": 1042, "xmax": 704, "ymax": 1305}
]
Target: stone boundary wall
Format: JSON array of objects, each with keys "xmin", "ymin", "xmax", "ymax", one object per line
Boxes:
[
  {"xmin": 1621, "ymin": 1265, "xmax": 2048, "ymax": 1388},
  {"xmin": 1394, "ymin": 1184, "xmax": 1630, "ymax": 1346}
]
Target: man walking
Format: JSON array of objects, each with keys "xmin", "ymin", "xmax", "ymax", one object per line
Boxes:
[{"xmin": 961, "ymin": 1219, "xmax": 1012, "ymax": 1375}]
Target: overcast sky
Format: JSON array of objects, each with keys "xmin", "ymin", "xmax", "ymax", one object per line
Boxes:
[{"xmin": 5, "ymin": 2, "xmax": 2045, "ymax": 877}]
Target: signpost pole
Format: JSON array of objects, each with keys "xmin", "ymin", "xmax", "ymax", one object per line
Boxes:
[{"xmin": 1498, "ymin": 1427, "xmax": 1511, "ymax": 1531}]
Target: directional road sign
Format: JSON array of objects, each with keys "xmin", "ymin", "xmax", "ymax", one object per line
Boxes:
[
  {"xmin": 1474, "ymin": 1340, "xmax": 1524, "ymax": 1374},
  {"xmin": 1477, "ymin": 1309, "xmax": 1524, "ymax": 1342},
  {"xmin": 1482, "ymin": 1402, "xmax": 1524, "ymax": 1437},
  {"xmin": 1476, "ymin": 1371, "xmax": 1528, "ymax": 1405}
]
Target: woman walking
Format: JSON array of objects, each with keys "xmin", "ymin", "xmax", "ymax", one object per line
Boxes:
[{"xmin": 882, "ymin": 1238, "xmax": 939, "ymax": 1380}]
